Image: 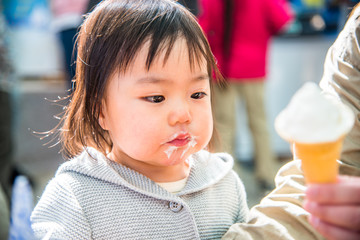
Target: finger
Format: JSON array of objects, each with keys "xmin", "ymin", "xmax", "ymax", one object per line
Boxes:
[
  {"xmin": 306, "ymin": 176, "xmax": 360, "ymax": 204},
  {"xmin": 304, "ymin": 200, "xmax": 360, "ymax": 231},
  {"xmin": 309, "ymin": 215, "xmax": 360, "ymax": 240}
]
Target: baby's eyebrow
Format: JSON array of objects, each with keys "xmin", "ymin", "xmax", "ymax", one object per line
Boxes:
[
  {"xmin": 136, "ymin": 77, "xmax": 165, "ymax": 85},
  {"xmin": 136, "ymin": 74, "xmax": 209, "ymax": 85},
  {"xmin": 194, "ymin": 74, "xmax": 210, "ymax": 81}
]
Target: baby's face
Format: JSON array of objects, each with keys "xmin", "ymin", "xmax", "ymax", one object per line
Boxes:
[{"xmin": 99, "ymin": 38, "xmax": 213, "ymax": 180}]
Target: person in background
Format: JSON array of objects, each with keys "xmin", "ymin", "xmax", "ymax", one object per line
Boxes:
[
  {"xmin": 198, "ymin": 0, "xmax": 294, "ymax": 189},
  {"xmin": 223, "ymin": 3, "xmax": 360, "ymax": 240},
  {"xmin": 50, "ymin": 0, "xmax": 89, "ymax": 91},
  {"xmin": 31, "ymin": 1, "xmax": 248, "ymax": 239}
]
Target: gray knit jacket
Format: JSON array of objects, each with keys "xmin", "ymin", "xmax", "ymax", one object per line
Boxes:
[{"xmin": 31, "ymin": 148, "xmax": 249, "ymax": 239}]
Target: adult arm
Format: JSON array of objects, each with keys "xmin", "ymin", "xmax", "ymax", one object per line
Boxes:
[
  {"xmin": 223, "ymin": 160, "xmax": 325, "ymax": 240},
  {"xmin": 320, "ymin": 3, "xmax": 360, "ymax": 174},
  {"xmin": 223, "ymin": 5, "xmax": 360, "ymax": 240},
  {"xmin": 307, "ymin": 5, "xmax": 360, "ymax": 239}
]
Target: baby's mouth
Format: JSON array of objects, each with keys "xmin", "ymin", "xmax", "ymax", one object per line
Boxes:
[
  {"xmin": 163, "ymin": 134, "xmax": 198, "ymax": 160},
  {"xmin": 168, "ymin": 136, "xmax": 191, "ymax": 147}
]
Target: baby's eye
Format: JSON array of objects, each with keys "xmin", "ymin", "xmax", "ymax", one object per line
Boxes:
[
  {"xmin": 191, "ymin": 92, "xmax": 207, "ymax": 99},
  {"xmin": 144, "ymin": 95, "xmax": 165, "ymax": 103}
]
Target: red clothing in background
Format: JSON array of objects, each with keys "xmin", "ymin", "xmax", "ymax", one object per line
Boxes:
[{"xmin": 198, "ymin": 0, "xmax": 293, "ymax": 80}]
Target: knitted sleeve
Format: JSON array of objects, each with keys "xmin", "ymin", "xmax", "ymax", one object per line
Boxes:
[
  {"xmin": 232, "ymin": 170, "xmax": 249, "ymax": 223},
  {"xmin": 31, "ymin": 175, "xmax": 92, "ymax": 239}
]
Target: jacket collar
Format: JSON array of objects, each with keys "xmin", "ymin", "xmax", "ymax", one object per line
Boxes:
[{"xmin": 56, "ymin": 148, "xmax": 234, "ymax": 200}]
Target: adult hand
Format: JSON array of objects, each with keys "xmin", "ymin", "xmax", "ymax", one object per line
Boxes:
[{"xmin": 304, "ymin": 175, "xmax": 360, "ymax": 240}]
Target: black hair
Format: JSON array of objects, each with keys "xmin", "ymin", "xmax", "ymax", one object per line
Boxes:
[{"xmin": 58, "ymin": 0, "xmax": 221, "ymax": 158}]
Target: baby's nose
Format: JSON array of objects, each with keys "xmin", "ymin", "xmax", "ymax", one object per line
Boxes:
[{"xmin": 168, "ymin": 101, "xmax": 192, "ymax": 125}]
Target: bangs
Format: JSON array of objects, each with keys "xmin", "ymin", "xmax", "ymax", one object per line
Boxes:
[
  {"xmin": 102, "ymin": 2, "xmax": 213, "ymax": 76},
  {"xmin": 79, "ymin": 0, "xmax": 218, "ymax": 82}
]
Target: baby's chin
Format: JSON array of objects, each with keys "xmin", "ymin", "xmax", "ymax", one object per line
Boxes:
[
  {"xmin": 162, "ymin": 151, "xmax": 190, "ymax": 166},
  {"xmin": 161, "ymin": 146, "xmax": 199, "ymax": 165}
]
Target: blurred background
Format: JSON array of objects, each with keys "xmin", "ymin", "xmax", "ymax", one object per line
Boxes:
[{"xmin": 0, "ymin": 0, "xmax": 358, "ymax": 220}]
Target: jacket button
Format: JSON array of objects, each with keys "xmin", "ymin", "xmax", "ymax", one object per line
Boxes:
[{"xmin": 169, "ymin": 201, "xmax": 183, "ymax": 212}]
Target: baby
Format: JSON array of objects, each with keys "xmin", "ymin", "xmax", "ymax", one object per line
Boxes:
[{"xmin": 30, "ymin": 0, "xmax": 248, "ymax": 239}]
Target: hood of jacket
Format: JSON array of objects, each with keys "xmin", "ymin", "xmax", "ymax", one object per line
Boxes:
[{"xmin": 55, "ymin": 148, "xmax": 234, "ymax": 201}]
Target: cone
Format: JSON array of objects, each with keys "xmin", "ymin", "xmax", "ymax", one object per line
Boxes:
[{"xmin": 293, "ymin": 137, "xmax": 344, "ymax": 183}]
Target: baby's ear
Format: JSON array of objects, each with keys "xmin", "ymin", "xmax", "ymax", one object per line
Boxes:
[{"xmin": 98, "ymin": 102, "xmax": 108, "ymax": 130}]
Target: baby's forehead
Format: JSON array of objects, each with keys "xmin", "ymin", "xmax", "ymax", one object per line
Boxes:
[{"xmin": 126, "ymin": 38, "xmax": 207, "ymax": 72}]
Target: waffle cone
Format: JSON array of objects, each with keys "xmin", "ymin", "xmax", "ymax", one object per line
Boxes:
[{"xmin": 293, "ymin": 137, "xmax": 344, "ymax": 183}]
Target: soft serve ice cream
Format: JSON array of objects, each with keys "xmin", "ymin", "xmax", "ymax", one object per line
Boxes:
[
  {"xmin": 275, "ymin": 82, "xmax": 354, "ymax": 183},
  {"xmin": 275, "ymin": 82, "xmax": 354, "ymax": 143}
]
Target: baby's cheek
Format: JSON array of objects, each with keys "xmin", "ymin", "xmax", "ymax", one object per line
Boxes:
[
  {"xmin": 193, "ymin": 128, "xmax": 212, "ymax": 153},
  {"xmin": 201, "ymin": 119, "xmax": 213, "ymax": 146},
  {"xmin": 128, "ymin": 130, "xmax": 161, "ymax": 156}
]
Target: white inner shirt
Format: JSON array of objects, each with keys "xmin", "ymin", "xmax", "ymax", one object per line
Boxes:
[{"xmin": 156, "ymin": 177, "xmax": 188, "ymax": 194}]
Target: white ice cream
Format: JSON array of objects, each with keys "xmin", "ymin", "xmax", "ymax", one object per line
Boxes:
[
  {"xmin": 275, "ymin": 82, "xmax": 354, "ymax": 143},
  {"xmin": 163, "ymin": 136, "xmax": 197, "ymax": 159},
  {"xmin": 164, "ymin": 146, "xmax": 179, "ymax": 159}
]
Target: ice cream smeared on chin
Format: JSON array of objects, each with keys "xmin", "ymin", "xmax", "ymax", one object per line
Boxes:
[
  {"xmin": 275, "ymin": 82, "xmax": 354, "ymax": 143},
  {"xmin": 164, "ymin": 146, "xmax": 179, "ymax": 159},
  {"xmin": 163, "ymin": 133, "xmax": 197, "ymax": 160}
]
